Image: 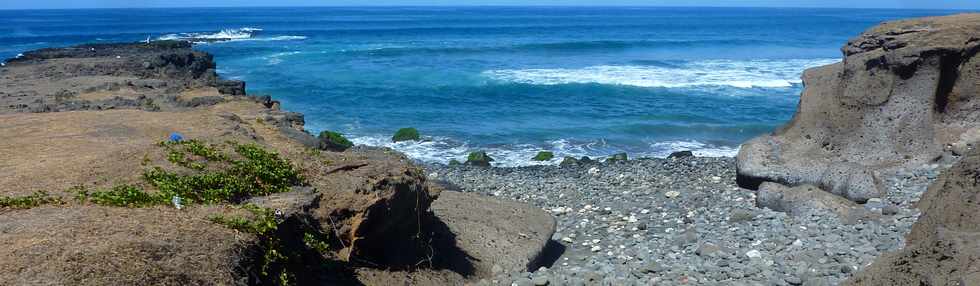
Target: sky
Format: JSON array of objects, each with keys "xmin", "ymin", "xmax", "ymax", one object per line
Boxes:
[{"xmin": 1, "ymin": 0, "xmax": 978, "ymax": 10}]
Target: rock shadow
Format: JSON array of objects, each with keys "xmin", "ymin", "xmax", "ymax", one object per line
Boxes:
[
  {"xmin": 423, "ymin": 214, "xmax": 478, "ymax": 277},
  {"xmin": 241, "ymin": 214, "xmax": 364, "ymax": 286},
  {"xmin": 532, "ymin": 239, "xmax": 567, "ymax": 270}
]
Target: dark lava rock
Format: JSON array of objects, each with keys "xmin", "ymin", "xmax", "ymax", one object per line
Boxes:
[
  {"xmin": 318, "ymin": 130, "xmax": 354, "ymax": 152},
  {"xmin": 668, "ymin": 151, "xmax": 694, "ymax": 160},
  {"xmin": 559, "ymin": 156, "xmax": 579, "ymax": 167},
  {"xmin": 606, "ymin": 153, "xmax": 628, "ymax": 163}
]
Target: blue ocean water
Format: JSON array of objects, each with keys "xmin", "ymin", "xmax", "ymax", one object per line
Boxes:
[{"xmin": 0, "ymin": 7, "xmax": 968, "ymax": 166}]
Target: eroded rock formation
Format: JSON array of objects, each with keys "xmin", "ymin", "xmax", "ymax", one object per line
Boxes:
[
  {"xmin": 737, "ymin": 14, "xmax": 980, "ymax": 202},
  {"xmin": 844, "ymin": 150, "xmax": 980, "ymax": 285}
]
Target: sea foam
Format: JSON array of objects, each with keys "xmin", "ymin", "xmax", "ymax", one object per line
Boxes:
[
  {"xmin": 483, "ymin": 58, "xmax": 839, "ymax": 89},
  {"xmin": 349, "ymin": 134, "xmax": 738, "ymax": 167}
]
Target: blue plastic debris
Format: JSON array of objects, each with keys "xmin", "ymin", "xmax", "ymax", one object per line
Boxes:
[{"xmin": 169, "ymin": 132, "xmax": 184, "ymax": 142}]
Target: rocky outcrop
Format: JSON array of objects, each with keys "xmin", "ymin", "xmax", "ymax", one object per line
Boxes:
[
  {"xmin": 0, "ymin": 41, "xmax": 247, "ymax": 114},
  {"xmin": 756, "ymin": 182, "xmax": 871, "ymax": 223},
  {"xmin": 844, "ymin": 150, "xmax": 980, "ymax": 285},
  {"xmin": 313, "ymin": 160, "xmax": 437, "ymax": 267},
  {"xmin": 737, "ymin": 14, "xmax": 980, "ymax": 202},
  {"xmin": 0, "ymin": 42, "xmax": 558, "ymax": 286}
]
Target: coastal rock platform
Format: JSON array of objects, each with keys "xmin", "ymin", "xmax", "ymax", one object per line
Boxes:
[{"xmin": 0, "ymin": 41, "xmax": 556, "ymax": 285}]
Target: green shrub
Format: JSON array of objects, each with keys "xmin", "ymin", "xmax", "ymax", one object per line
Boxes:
[
  {"xmin": 391, "ymin": 128, "xmax": 420, "ymax": 142},
  {"xmin": 532, "ymin": 151, "xmax": 554, "ymax": 161}
]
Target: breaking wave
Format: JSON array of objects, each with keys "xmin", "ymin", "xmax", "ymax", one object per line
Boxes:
[
  {"xmin": 483, "ymin": 58, "xmax": 839, "ymax": 89},
  {"xmin": 157, "ymin": 27, "xmax": 306, "ymax": 44},
  {"xmin": 349, "ymin": 135, "xmax": 737, "ymax": 167}
]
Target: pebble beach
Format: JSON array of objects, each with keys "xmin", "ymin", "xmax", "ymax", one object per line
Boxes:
[{"xmin": 427, "ymin": 156, "xmax": 940, "ymax": 285}]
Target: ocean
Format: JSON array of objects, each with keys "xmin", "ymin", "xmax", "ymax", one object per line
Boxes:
[{"xmin": 0, "ymin": 7, "xmax": 967, "ymax": 166}]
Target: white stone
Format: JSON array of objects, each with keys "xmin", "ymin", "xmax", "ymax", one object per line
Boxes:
[
  {"xmin": 745, "ymin": 250, "xmax": 763, "ymax": 259},
  {"xmin": 591, "ymin": 246, "xmax": 602, "ymax": 252},
  {"xmin": 665, "ymin": 191, "xmax": 680, "ymax": 198},
  {"xmin": 588, "ymin": 167, "xmax": 600, "ymax": 175}
]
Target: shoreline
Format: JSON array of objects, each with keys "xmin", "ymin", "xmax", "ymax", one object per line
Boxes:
[{"xmin": 2, "ymin": 12, "xmax": 979, "ymax": 286}]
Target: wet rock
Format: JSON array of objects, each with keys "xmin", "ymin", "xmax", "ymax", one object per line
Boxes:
[
  {"xmin": 668, "ymin": 151, "xmax": 694, "ymax": 160},
  {"xmin": 606, "ymin": 153, "xmax": 628, "ymax": 163},
  {"xmin": 466, "ymin": 151, "xmax": 494, "ymax": 167}
]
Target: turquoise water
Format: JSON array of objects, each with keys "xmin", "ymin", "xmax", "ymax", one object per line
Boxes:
[{"xmin": 0, "ymin": 7, "xmax": 967, "ymax": 166}]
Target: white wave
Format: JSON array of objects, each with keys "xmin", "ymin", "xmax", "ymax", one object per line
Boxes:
[
  {"xmin": 647, "ymin": 141, "xmax": 740, "ymax": 158},
  {"xmin": 348, "ymin": 134, "xmax": 738, "ymax": 167},
  {"xmin": 156, "ymin": 27, "xmax": 305, "ymax": 44},
  {"xmin": 240, "ymin": 36, "xmax": 308, "ymax": 42},
  {"xmin": 482, "ymin": 58, "xmax": 840, "ymax": 89}
]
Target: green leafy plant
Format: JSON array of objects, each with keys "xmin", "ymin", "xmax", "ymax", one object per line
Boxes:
[
  {"xmin": 79, "ymin": 141, "xmax": 304, "ymax": 208},
  {"xmin": 76, "ymin": 185, "xmax": 167, "ymax": 207},
  {"xmin": 0, "ymin": 191, "xmax": 63, "ymax": 209}
]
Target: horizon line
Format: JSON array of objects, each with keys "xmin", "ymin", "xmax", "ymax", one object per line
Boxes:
[{"xmin": 1, "ymin": 5, "xmax": 978, "ymax": 11}]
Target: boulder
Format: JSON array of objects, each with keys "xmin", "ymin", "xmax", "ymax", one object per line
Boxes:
[
  {"xmin": 466, "ymin": 151, "xmax": 493, "ymax": 167},
  {"xmin": 311, "ymin": 158, "xmax": 437, "ymax": 267},
  {"xmin": 559, "ymin": 156, "xmax": 579, "ymax": 167},
  {"xmin": 756, "ymin": 182, "xmax": 870, "ymax": 223},
  {"xmin": 391, "ymin": 128, "xmax": 421, "ymax": 142},
  {"xmin": 318, "ymin": 130, "xmax": 354, "ymax": 152},
  {"xmin": 667, "ymin": 150, "xmax": 694, "ymax": 160},
  {"xmin": 215, "ymin": 79, "xmax": 246, "ymax": 96},
  {"xmin": 606, "ymin": 153, "xmax": 628, "ymax": 163},
  {"xmin": 844, "ymin": 149, "xmax": 980, "ymax": 285},
  {"xmin": 532, "ymin": 151, "xmax": 554, "ymax": 161},
  {"xmin": 737, "ymin": 14, "xmax": 980, "ymax": 202},
  {"xmin": 428, "ymin": 191, "xmax": 557, "ymax": 277}
]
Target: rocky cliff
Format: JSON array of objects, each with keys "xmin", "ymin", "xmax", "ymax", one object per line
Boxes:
[
  {"xmin": 844, "ymin": 149, "xmax": 980, "ymax": 285},
  {"xmin": 737, "ymin": 14, "xmax": 980, "ymax": 202}
]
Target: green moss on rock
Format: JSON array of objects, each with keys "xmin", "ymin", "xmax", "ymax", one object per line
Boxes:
[
  {"xmin": 391, "ymin": 128, "xmax": 421, "ymax": 142},
  {"xmin": 559, "ymin": 156, "xmax": 579, "ymax": 167},
  {"xmin": 317, "ymin": 131, "xmax": 354, "ymax": 152},
  {"xmin": 606, "ymin": 153, "xmax": 629, "ymax": 163},
  {"xmin": 532, "ymin": 151, "xmax": 555, "ymax": 161},
  {"xmin": 466, "ymin": 151, "xmax": 494, "ymax": 167}
]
